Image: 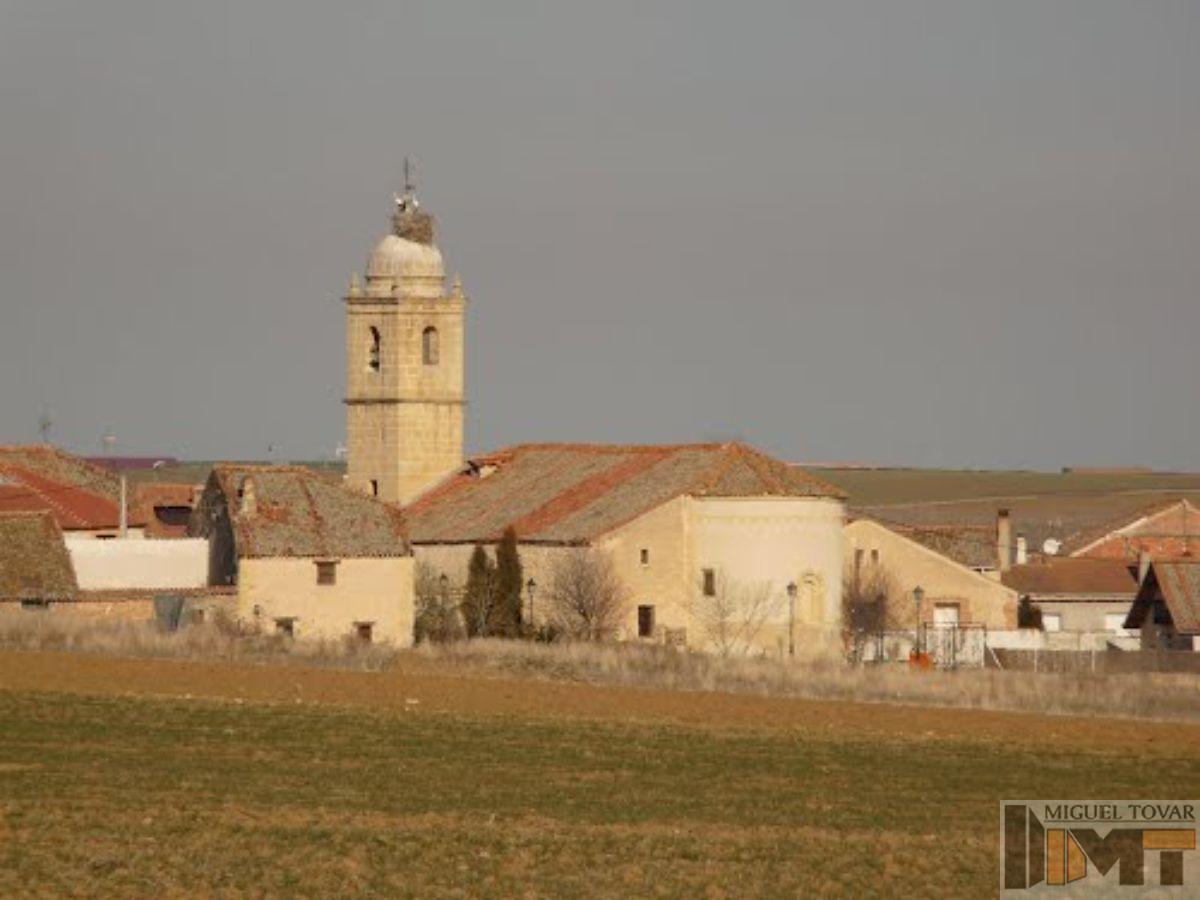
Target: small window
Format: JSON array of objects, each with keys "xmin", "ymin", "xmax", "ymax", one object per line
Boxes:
[
  {"xmin": 275, "ymin": 618, "xmax": 295, "ymax": 638},
  {"xmin": 154, "ymin": 506, "xmax": 192, "ymax": 527},
  {"xmin": 1042, "ymin": 613, "xmax": 1062, "ymax": 633},
  {"xmin": 21, "ymin": 599, "xmax": 50, "ymax": 611},
  {"xmin": 368, "ymin": 326, "xmax": 381, "ymax": 372},
  {"xmin": 639, "ymin": 548, "xmax": 650, "ymax": 566},
  {"xmin": 355, "ymin": 622, "xmax": 374, "ymax": 643},
  {"xmin": 870, "ymin": 549, "xmax": 879, "ymax": 565},
  {"xmin": 95, "ymin": 533, "xmax": 117, "ymax": 541},
  {"xmin": 702, "ymin": 568, "xmax": 716, "ymax": 597},
  {"xmin": 637, "ymin": 605, "xmax": 655, "ymax": 638},
  {"xmin": 369, "ymin": 479, "xmax": 379, "ymax": 497},
  {"xmin": 315, "ymin": 560, "xmax": 339, "ymax": 585},
  {"xmin": 422, "ymin": 326, "xmax": 439, "ymax": 365}
]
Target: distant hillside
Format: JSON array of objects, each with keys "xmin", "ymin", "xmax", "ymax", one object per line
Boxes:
[{"xmin": 808, "ymin": 468, "xmax": 1200, "ymax": 507}]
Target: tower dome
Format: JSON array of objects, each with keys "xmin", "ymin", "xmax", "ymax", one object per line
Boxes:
[{"xmin": 364, "ymin": 191, "xmax": 445, "ymax": 298}]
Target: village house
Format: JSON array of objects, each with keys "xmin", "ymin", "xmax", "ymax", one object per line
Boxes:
[
  {"xmin": 1067, "ymin": 498, "xmax": 1200, "ymax": 561},
  {"xmin": 189, "ymin": 465, "xmax": 414, "ymax": 644},
  {"xmin": 1124, "ymin": 560, "xmax": 1200, "ymax": 651},
  {"xmin": 1001, "ymin": 557, "xmax": 1140, "ymax": 649},
  {"xmin": 843, "ymin": 517, "xmax": 1019, "ymax": 631},
  {"xmin": 406, "ymin": 442, "xmax": 846, "ymax": 657}
]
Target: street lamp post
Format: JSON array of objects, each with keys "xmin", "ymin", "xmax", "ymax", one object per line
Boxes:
[
  {"xmin": 526, "ymin": 578, "xmax": 537, "ymax": 632},
  {"xmin": 786, "ymin": 582, "xmax": 798, "ymax": 659},
  {"xmin": 912, "ymin": 585, "xmax": 925, "ymax": 656}
]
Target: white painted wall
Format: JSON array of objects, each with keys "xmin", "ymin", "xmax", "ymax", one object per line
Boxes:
[{"xmin": 65, "ymin": 537, "xmax": 208, "ymax": 590}]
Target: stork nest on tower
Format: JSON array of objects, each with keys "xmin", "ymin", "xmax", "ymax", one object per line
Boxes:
[{"xmin": 392, "ymin": 208, "xmax": 435, "ymax": 245}]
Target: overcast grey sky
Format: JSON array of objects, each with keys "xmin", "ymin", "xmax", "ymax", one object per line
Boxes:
[{"xmin": 1, "ymin": 2, "xmax": 1196, "ymax": 470}]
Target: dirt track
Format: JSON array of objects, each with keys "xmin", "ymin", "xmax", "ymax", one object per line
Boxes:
[{"xmin": 1, "ymin": 650, "xmax": 1197, "ymax": 755}]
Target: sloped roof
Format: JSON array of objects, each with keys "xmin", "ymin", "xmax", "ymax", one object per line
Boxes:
[
  {"xmin": 1127, "ymin": 561, "xmax": 1200, "ymax": 635},
  {"xmin": 1066, "ymin": 498, "xmax": 1200, "ymax": 556},
  {"xmin": 0, "ymin": 445, "xmax": 147, "ymax": 531},
  {"xmin": 893, "ymin": 523, "xmax": 997, "ymax": 569},
  {"xmin": 202, "ymin": 465, "xmax": 409, "ymax": 559},
  {"xmin": 406, "ymin": 442, "xmax": 844, "ymax": 545},
  {"xmin": 0, "ymin": 512, "xmax": 78, "ymax": 600},
  {"xmin": 1002, "ymin": 558, "xmax": 1139, "ymax": 598},
  {"xmin": 1153, "ymin": 561, "xmax": 1200, "ymax": 635}
]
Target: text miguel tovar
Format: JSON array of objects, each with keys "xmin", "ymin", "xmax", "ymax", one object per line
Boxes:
[{"xmin": 1041, "ymin": 803, "xmax": 1196, "ymax": 823}]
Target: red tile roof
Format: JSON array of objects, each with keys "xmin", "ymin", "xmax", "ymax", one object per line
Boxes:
[
  {"xmin": 1002, "ymin": 558, "xmax": 1139, "ymax": 598},
  {"xmin": 1155, "ymin": 561, "xmax": 1200, "ymax": 635},
  {"xmin": 1126, "ymin": 561, "xmax": 1200, "ymax": 635},
  {"xmin": 1066, "ymin": 498, "xmax": 1200, "ymax": 558},
  {"xmin": 0, "ymin": 464, "xmax": 124, "ymax": 530},
  {"xmin": 406, "ymin": 442, "xmax": 845, "ymax": 545},
  {"xmin": 0, "ymin": 445, "xmax": 146, "ymax": 531}
]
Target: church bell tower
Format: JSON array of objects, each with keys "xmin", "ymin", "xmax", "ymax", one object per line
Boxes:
[{"xmin": 344, "ymin": 173, "xmax": 466, "ymax": 505}]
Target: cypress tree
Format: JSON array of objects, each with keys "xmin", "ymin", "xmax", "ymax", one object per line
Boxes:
[
  {"xmin": 463, "ymin": 544, "xmax": 497, "ymax": 638},
  {"xmin": 495, "ymin": 527, "xmax": 524, "ymax": 637}
]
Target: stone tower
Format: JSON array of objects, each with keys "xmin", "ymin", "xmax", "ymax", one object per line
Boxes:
[{"xmin": 344, "ymin": 185, "xmax": 466, "ymax": 505}]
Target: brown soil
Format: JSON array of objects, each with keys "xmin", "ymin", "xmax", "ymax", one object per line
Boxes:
[{"xmin": 1, "ymin": 650, "xmax": 1196, "ymax": 755}]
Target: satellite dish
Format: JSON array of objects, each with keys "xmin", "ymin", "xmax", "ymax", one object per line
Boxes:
[{"xmin": 1042, "ymin": 538, "xmax": 1062, "ymax": 556}]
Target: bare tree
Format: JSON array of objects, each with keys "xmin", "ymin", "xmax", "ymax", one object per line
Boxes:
[
  {"xmin": 841, "ymin": 562, "xmax": 903, "ymax": 655},
  {"xmin": 693, "ymin": 571, "xmax": 782, "ymax": 657},
  {"xmin": 547, "ymin": 550, "xmax": 629, "ymax": 641},
  {"xmin": 414, "ymin": 561, "xmax": 463, "ymax": 643}
]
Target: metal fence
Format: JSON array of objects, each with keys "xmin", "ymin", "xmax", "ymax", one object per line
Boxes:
[
  {"xmin": 987, "ymin": 648, "xmax": 1200, "ymax": 674},
  {"xmin": 852, "ymin": 625, "xmax": 1200, "ymax": 672}
]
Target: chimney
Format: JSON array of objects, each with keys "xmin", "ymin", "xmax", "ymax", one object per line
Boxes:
[
  {"xmin": 1137, "ymin": 550, "xmax": 1152, "ymax": 584},
  {"xmin": 997, "ymin": 509, "xmax": 1012, "ymax": 572},
  {"xmin": 118, "ymin": 474, "xmax": 128, "ymax": 539},
  {"xmin": 1015, "ymin": 534, "xmax": 1028, "ymax": 566}
]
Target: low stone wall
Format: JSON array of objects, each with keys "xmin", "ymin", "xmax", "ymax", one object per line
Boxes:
[{"xmin": 0, "ymin": 597, "xmax": 155, "ymax": 622}]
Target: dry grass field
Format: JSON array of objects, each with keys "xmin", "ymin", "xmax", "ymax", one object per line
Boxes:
[{"xmin": 2, "ymin": 649, "xmax": 1198, "ymax": 898}]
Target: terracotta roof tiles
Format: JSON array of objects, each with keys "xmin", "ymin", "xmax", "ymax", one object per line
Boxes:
[
  {"xmin": 198, "ymin": 465, "xmax": 409, "ymax": 559},
  {"xmin": 406, "ymin": 442, "xmax": 844, "ymax": 545},
  {"xmin": 1002, "ymin": 558, "xmax": 1139, "ymax": 598}
]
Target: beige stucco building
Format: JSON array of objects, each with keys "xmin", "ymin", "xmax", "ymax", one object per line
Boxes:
[
  {"xmin": 844, "ymin": 518, "xmax": 1018, "ymax": 630},
  {"xmin": 408, "ymin": 443, "xmax": 846, "ymax": 657},
  {"xmin": 344, "ymin": 187, "xmax": 466, "ymax": 505},
  {"xmin": 190, "ymin": 465, "xmax": 414, "ymax": 645}
]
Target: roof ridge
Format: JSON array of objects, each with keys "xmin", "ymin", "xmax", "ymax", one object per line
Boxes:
[
  {"xmin": 506, "ymin": 448, "xmax": 674, "ymax": 538},
  {"xmin": 730, "ymin": 443, "xmax": 788, "ymax": 494}
]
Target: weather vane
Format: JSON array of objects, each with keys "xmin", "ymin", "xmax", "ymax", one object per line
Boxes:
[{"xmin": 394, "ymin": 156, "xmax": 419, "ymax": 212}]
